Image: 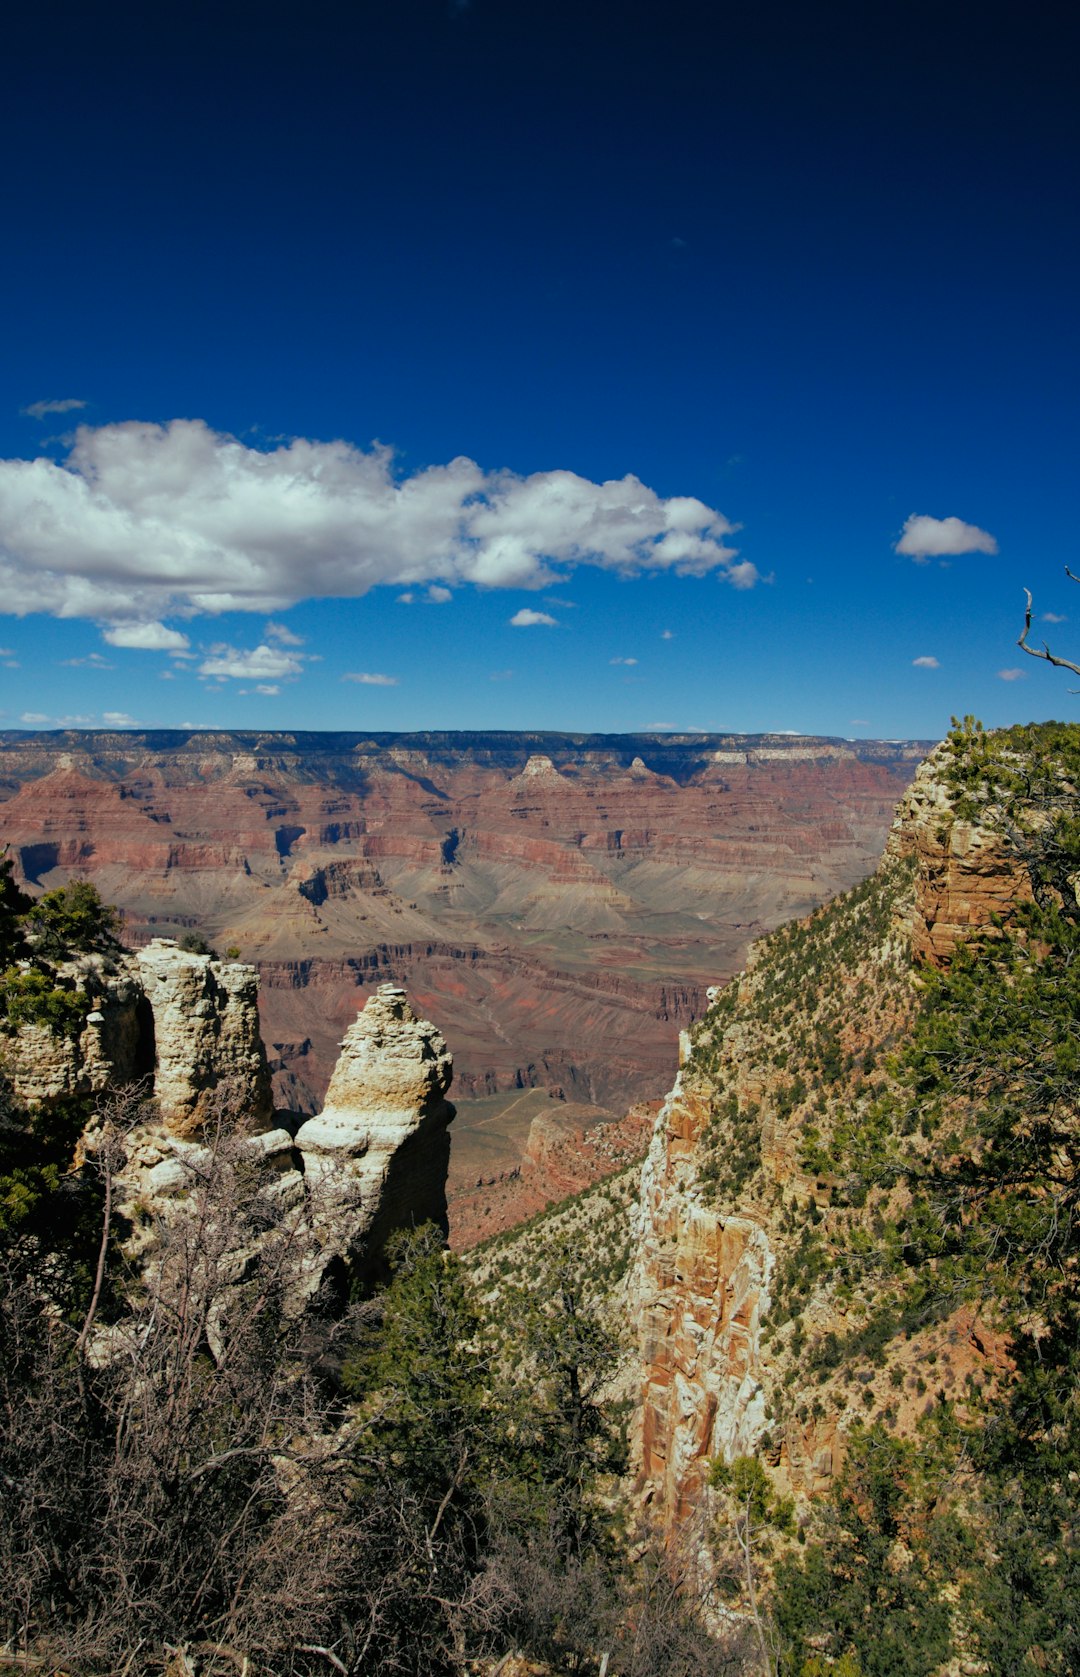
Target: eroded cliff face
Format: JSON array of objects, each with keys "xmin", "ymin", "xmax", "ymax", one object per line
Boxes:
[
  {"xmin": 630, "ymin": 736, "xmax": 1034, "ymax": 1534},
  {"xmin": 635, "ymin": 1061, "xmax": 773, "ymax": 1525}
]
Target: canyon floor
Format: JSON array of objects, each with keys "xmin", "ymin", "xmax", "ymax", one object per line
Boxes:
[{"xmin": 0, "ymin": 727, "xmax": 930, "ymax": 1235}]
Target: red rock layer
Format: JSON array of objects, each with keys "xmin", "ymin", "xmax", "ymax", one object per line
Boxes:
[{"xmin": 0, "ymin": 729, "xmax": 928, "ymax": 1115}]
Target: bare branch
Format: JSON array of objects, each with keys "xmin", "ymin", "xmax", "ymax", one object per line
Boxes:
[{"xmin": 1018, "ymin": 583, "xmax": 1080, "ymax": 679}]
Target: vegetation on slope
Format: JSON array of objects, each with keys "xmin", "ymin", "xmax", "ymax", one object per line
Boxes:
[{"xmin": 679, "ymin": 720, "xmax": 1080, "ymax": 1676}]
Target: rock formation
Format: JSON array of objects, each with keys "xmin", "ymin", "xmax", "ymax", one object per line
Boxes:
[
  {"xmin": 134, "ymin": 940, "xmax": 273, "ymax": 1136},
  {"xmin": 1, "ymin": 925, "xmax": 455, "ymax": 1300},
  {"xmin": 295, "ymin": 983, "xmax": 455, "ymax": 1264},
  {"xmin": 886, "ymin": 738, "xmax": 1034, "ymax": 963},
  {"xmin": 107, "ymin": 982, "xmax": 454, "ymax": 1309},
  {"xmin": 0, "ymin": 938, "xmax": 271, "ymax": 1132}
]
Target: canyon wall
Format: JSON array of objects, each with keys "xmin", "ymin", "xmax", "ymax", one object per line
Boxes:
[
  {"xmin": 0, "ymin": 728, "xmax": 929, "ymax": 1117},
  {"xmin": 630, "ymin": 736, "xmax": 1033, "ymax": 1533}
]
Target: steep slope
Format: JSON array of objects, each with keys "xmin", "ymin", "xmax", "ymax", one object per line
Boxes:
[
  {"xmin": 0, "ymin": 728, "xmax": 928, "ymax": 1117},
  {"xmin": 630, "ymin": 721, "xmax": 1058, "ymax": 1535}
]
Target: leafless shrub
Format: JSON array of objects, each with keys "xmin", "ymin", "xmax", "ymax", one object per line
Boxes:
[{"xmin": 0, "ymin": 1100, "xmax": 500, "ymax": 1676}]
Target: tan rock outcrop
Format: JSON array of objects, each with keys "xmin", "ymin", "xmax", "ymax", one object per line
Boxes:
[
  {"xmin": 135, "ymin": 940, "xmax": 273, "ymax": 1136},
  {"xmin": 295, "ymin": 983, "xmax": 455, "ymax": 1266},
  {"xmin": 113, "ymin": 982, "xmax": 455, "ymax": 1312},
  {"xmin": 886, "ymin": 741, "xmax": 1034, "ymax": 964}
]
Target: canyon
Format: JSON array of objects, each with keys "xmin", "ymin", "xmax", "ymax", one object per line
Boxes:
[{"xmin": 0, "ymin": 727, "xmax": 929, "ymax": 1216}]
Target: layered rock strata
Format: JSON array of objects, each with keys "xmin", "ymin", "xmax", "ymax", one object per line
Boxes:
[
  {"xmin": 886, "ymin": 739, "xmax": 1034, "ymax": 963},
  {"xmin": 0, "ymin": 728, "xmax": 930, "ymax": 1114}
]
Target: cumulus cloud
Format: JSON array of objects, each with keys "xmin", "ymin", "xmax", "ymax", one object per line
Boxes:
[
  {"xmin": 103, "ymin": 621, "xmax": 191, "ymax": 652},
  {"xmin": 264, "ymin": 620, "xmax": 304, "ymax": 645},
  {"xmin": 21, "ymin": 711, "xmax": 49, "ymax": 723},
  {"xmin": 198, "ymin": 643, "xmax": 304, "ymax": 681},
  {"xmin": 510, "ymin": 608, "xmax": 557, "ymax": 627},
  {"xmin": 103, "ymin": 711, "xmax": 138, "ymax": 727},
  {"xmin": 426, "ymin": 585, "xmax": 452, "ymax": 603},
  {"xmin": 895, "ymin": 514, "xmax": 998, "ymax": 561},
  {"xmin": 342, "ymin": 671, "xmax": 398, "ymax": 686},
  {"xmin": 912, "ymin": 655, "xmax": 940, "ymax": 669},
  {"xmin": 22, "ymin": 398, "xmax": 86, "ymax": 419},
  {"xmin": 255, "ymin": 683, "xmax": 280, "ymax": 695},
  {"xmin": 997, "ymin": 668, "xmax": 1026, "ymax": 681},
  {"xmin": 1042, "ymin": 612, "xmax": 1068, "ymax": 624},
  {"xmin": 0, "ymin": 419, "xmax": 746, "ymax": 623},
  {"xmin": 661, "ymin": 629, "xmax": 674, "ymax": 639}
]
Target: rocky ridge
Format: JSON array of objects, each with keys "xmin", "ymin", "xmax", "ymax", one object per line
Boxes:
[{"xmin": 629, "ymin": 733, "xmax": 1035, "ymax": 1533}]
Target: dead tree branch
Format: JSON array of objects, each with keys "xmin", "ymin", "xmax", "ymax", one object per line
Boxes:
[{"xmin": 1018, "ymin": 574, "xmax": 1080, "ymax": 681}]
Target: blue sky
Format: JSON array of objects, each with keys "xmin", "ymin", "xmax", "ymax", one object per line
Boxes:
[{"xmin": 1, "ymin": 0, "xmax": 1077, "ymax": 739}]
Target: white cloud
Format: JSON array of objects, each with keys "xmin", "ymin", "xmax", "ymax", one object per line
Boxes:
[
  {"xmin": 660, "ymin": 629, "xmax": 674, "ymax": 639},
  {"xmin": 912, "ymin": 655, "xmax": 940, "ymax": 669},
  {"xmin": 103, "ymin": 711, "xmax": 138, "ymax": 727},
  {"xmin": 60, "ymin": 652, "xmax": 114, "ymax": 668},
  {"xmin": 726, "ymin": 560, "xmax": 760, "ymax": 589},
  {"xmin": 426, "ymin": 584, "xmax": 452, "ymax": 603},
  {"xmin": 21, "ymin": 711, "xmax": 49, "ymax": 723},
  {"xmin": 255, "ymin": 683, "xmax": 280, "ymax": 695},
  {"xmin": 510, "ymin": 608, "xmax": 557, "ymax": 627},
  {"xmin": 198, "ymin": 643, "xmax": 304, "ymax": 681},
  {"xmin": 997, "ymin": 668, "xmax": 1026, "ymax": 681},
  {"xmin": 895, "ymin": 514, "xmax": 998, "ymax": 561},
  {"xmin": 342, "ymin": 671, "xmax": 398, "ymax": 686},
  {"xmin": 396, "ymin": 592, "xmax": 415, "ymax": 605},
  {"xmin": 0, "ymin": 419, "xmax": 746, "ymax": 622},
  {"xmin": 22, "ymin": 398, "xmax": 86, "ymax": 419},
  {"xmin": 1042, "ymin": 612, "xmax": 1068, "ymax": 624},
  {"xmin": 609, "ymin": 656, "xmax": 638, "ymax": 665},
  {"xmin": 103, "ymin": 620, "xmax": 191, "ymax": 652},
  {"xmin": 264, "ymin": 620, "xmax": 305, "ymax": 645}
]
